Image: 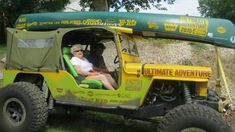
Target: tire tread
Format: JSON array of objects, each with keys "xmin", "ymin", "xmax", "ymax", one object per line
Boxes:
[
  {"xmin": 158, "ymin": 104, "xmax": 232, "ymax": 132},
  {"xmin": 11, "ymin": 82, "xmax": 48, "ymax": 132}
]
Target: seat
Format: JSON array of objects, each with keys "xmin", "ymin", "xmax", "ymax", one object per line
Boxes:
[
  {"xmin": 62, "ymin": 47, "xmax": 103, "ymax": 89},
  {"xmin": 83, "ymin": 50, "xmax": 90, "ymax": 58}
]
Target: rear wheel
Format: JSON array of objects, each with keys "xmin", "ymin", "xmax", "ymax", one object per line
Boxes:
[
  {"xmin": 0, "ymin": 82, "xmax": 48, "ymax": 132},
  {"xmin": 158, "ymin": 104, "xmax": 232, "ymax": 132}
]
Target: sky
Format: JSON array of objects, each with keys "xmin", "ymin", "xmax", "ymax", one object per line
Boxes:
[
  {"xmin": 140, "ymin": 0, "xmax": 201, "ymax": 16},
  {"xmin": 65, "ymin": 0, "xmax": 201, "ymax": 17}
]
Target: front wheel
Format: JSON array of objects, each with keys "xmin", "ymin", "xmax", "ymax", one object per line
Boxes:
[
  {"xmin": 158, "ymin": 104, "xmax": 232, "ymax": 132},
  {"xmin": 0, "ymin": 82, "xmax": 48, "ymax": 132}
]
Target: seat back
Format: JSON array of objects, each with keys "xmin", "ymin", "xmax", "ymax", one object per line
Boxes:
[
  {"xmin": 83, "ymin": 50, "xmax": 90, "ymax": 58},
  {"xmin": 62, "ymin": 47, "xmax": 78, "ymax": 77}
]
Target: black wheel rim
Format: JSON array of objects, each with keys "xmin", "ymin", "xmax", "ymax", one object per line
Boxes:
[{"xmin": 3, "ymin": 98, "xmax": 26, "ymax": 126}]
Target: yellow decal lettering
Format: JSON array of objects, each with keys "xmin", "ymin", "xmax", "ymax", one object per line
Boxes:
[
  {"xmin": 216, "ymin": 26, "xmax": 226, "ymax": 34},
  {"xmin": 119, "ymin": 19, "xmax": 126, "ymax": 26},
  {"xmin": 18, "ymin": 18, "xmax": 26, "ymax": 23},
  {"xmin": 126, "ymin": 19, "xmax": 137, "ymax": 26},
  {"xmin": 82, "ymin": 19, "xmax": 102, "ymax": 25},
  {"xmin": 144, "ymin": 68, "xmax": 174, "ymax": 76},
  {"xmin": 95, "ymin": 98, "xmax": 108, "ymax": 104},
  {"xmin": 144, "ymin": 68, "xmax": 211, "ymax": 78},
  {"xmin": 61, "ymin": 20, "xmax": 70, "ymax": 24},
  {"xmin": 119, "ymin": 19, "xmax": 136, "ymax": 26},
  {"xmin": 179, "ymin": 16, "xmax": 208, "ymax": 36},
  {"xmin": 147, "ymin": 22, "xmax": 159, "ymax": 29},
  {"xmin": 164, "ymin": 23, "xmax": 178, "ymax": 32}
]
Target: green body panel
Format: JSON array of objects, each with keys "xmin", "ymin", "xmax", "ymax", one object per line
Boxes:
[
  {"xmin": 15, "ymin": 12, "xmax": 235, "ymax": 48},
  {"xmin": 2, "ymin": 70, "xmax": 151, "ymax": 109}
]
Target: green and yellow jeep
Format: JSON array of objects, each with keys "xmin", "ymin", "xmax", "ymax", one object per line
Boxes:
[{"xmin": 0, "ymin": 12, "xmax": 234, "ymax": 132}]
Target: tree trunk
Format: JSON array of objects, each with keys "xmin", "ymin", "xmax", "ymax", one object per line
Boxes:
[{"xmin": 91, "ymin": 0, "xmax": 109, "ymax": 11}]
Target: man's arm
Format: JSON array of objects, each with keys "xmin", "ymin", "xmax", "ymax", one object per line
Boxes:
[{"xmin": 100, "ymin": 57, "xmax": 108, "ymax": 71}]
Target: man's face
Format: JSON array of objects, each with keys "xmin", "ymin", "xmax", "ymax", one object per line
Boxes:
[{"xmin": 95, "ymin": 48, "xmax": 104, "ymax": 56}]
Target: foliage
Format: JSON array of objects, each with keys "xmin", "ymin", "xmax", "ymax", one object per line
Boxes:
[
  {"xmin": 80, "ymin": 0, "xmax": 175, "ymax": 12},
  {"xmin": 0, "ymin": 0, "xmax": 70, "ymax": 26},
  {"xmin": 198, "ymin": 0, "xmax": 235, "ymax": 23}
]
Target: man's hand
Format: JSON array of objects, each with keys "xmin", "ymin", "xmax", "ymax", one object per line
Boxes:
[
  {"xmin": 93, "ymin": 66, "xmax": 109, "ymax": 73},
  {"xmin": 88, "ymin": 71, "xmax": 99, "ymax": 76}
]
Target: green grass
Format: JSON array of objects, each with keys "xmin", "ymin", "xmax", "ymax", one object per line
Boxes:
[{"xmin": 43, "ymin": 111, "xmax": 157, "ymax": 132}]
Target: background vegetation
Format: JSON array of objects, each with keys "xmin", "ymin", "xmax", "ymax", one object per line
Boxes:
[{"xmin": 198, "ymin": 0, "xmax": 235, "ymax": 23}]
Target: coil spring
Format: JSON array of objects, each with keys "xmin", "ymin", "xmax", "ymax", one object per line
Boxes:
[{"xmin": 184, "ymin": 83, "xmax": 192, "ymax": 103}]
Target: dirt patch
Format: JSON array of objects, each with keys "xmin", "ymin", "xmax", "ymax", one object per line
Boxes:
[{"xmin": 138, "ymin": 42, "xmax": 192, "ymax": 64}]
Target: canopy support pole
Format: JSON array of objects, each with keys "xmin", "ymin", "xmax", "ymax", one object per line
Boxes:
[{"xmin": 215, "ymin": 47, "xmax": 232, "ymax": 103}]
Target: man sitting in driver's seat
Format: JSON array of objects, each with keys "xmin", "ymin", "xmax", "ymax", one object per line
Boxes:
[
  {"xmin": 70, "ymin": 44, "xmax": 117, "ymax": 90},
  {"xmin": 88, "ymin": 42, "xmax": 108, "ymax": 72}
]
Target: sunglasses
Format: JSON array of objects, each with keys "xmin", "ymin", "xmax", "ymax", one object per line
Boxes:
[{"xmin": 74, "ymin": 50, "xmax": 83, "ymax": 53}]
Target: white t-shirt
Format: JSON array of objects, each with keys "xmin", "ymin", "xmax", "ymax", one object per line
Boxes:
[{"xmin": 70, "ymin": 57, "xmax": 93, "ymax": 72}]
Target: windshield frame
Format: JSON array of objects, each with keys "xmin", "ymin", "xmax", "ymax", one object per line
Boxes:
[{"xmin": 119, "ymin": 33, "xmax": 139, "ymax": 57}]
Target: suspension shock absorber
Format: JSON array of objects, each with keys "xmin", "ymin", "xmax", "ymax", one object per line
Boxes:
[{"xmin": 184, "ymin": 83, "xmax": 192, "ymax": 103}]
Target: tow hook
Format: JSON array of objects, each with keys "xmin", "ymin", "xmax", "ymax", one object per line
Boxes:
[
  {"xmin": 224, "ymin": 104, "xmax": 234, "ymax": 121},
  {"xmin": 219, "ymin": 98, "xmax": 234, "ymax": 121}
]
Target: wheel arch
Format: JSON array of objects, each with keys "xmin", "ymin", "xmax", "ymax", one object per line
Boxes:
[
  {"xmin": 142, "ymin": 79, "xmax": 200, "ymax": 106},
  {"xmin": 14, "ymin": 73, "xmax": 44, "ymax": 89},
  {"xmin": 13, "ymin": 73, "xmax": 52, "ymax": 101}
]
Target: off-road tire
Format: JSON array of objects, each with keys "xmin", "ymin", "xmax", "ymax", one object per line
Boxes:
[
  {"xmin": 0, "ymin": 82, "xmax": 48, "ymax": 132},
  {"xmin": 158, "ymin": 104, "xmax": 232, "ymax": 132}
]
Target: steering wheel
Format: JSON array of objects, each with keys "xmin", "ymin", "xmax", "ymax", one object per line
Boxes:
[
  {"xmin": 114, "ymin": 48, "xmax": 128, "ymax": 64},
  {"xmin": 122, "ymin": 48, "xmax": 128, "ymax": 52},
  {"xmin": 114, "ymin": 55, "xmax": 119, "ymax": 64}
]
